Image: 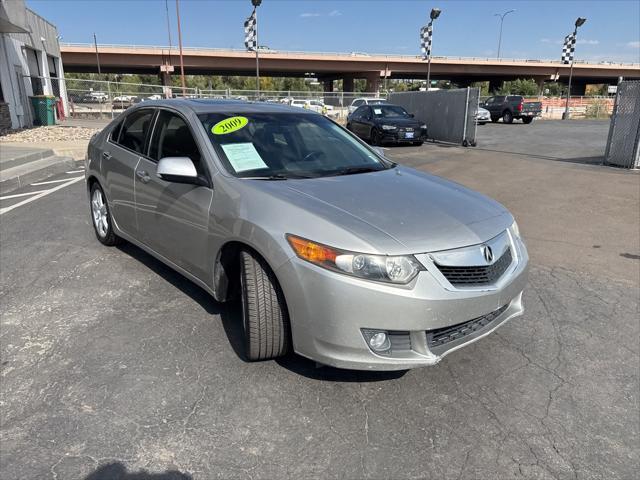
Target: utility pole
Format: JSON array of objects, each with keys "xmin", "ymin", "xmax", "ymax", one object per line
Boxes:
[
  {"xmin": 175, "ymin": 0, "xmax": 186, "ymax": 96},
  {"xmin": 494, "ymin": 9, "xmax": 515, "ymax": 59},
  {"xmin": 563, "ymin": 17, "xmax": 587, "ymax": 120},
  {"xmin": 93, "ymin": 33, "xmax": 101, "ymax": 75}
]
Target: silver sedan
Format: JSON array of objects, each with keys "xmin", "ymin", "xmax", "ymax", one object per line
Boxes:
[{"xmin": 86, "ymin": 99, "xmax": 528, "ymax": 370}]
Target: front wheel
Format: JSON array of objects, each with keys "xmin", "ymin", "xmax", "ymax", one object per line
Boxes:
[
  {"xmin": 90, "ymin": 182, "xmax": 122, "ymax": 246},
  {"xmin": 370, "ymin": 128, "xmax": 383, "ymax": 146},
  {"xmin": 522, "ymin": 117, "xmax": 533, "ymax": 124},
  {"xmin": 240, "ymin": 250, "xmax": 291, "ymax": 361},
  {"xmin": 491, "ymin": 116, "xmax": 500, "ymax": 123}
]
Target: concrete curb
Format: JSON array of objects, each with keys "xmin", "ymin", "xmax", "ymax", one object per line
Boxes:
[{"xmin": 0, "ymin": 157, "xmax": 83, "ymax": 194}]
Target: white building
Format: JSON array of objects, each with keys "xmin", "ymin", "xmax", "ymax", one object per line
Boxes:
[{"xmin": 0, "ymin": 0, "xmax": 67, "ymax": 130}]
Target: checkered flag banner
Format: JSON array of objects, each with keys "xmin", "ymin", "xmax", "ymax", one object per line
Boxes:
[
  {"xmin": 244, "ymin": 8, "xmax": 257, "ymax": 52},
  {"xmin": 420, "ymin": 23, "xmax": 433, "ymax": 60},
  {"xmin": 561, "ymin": 32, "xmax": 576, "ymax": 64}
]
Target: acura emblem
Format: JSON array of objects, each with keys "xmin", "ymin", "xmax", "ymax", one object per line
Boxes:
[{"xmin": 482, "ymin": 245, "xmax": 494, "ymax": 263}]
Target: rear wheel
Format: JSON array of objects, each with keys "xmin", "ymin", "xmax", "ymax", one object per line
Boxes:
[
  {"xmin": 503, "ymin": 111, "xmax": 514, "ymax": 124},
  {"xmin": 522, "ymin": 117, "xmax": 533, "ymax": 124},
  {"xmin": 491, "ymin": 116, "xmax": 500, "ymax": 123},
  {"xmin": 239, "ymin": 250, "xmax": 291, "ymax": 361}
]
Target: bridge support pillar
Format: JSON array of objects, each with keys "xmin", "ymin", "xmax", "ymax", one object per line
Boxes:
[
  {"xmin": 488, "ymin": 79, "xmax": 502, "ymax": 94},
  {"xmin": 569, "ymin": 82, "xmax": 586, "ymax": 96},
  {"xmin": 363, "ymin": 72, "xmax": 380, "ymax": 94},
  {"xmin": 342, "ymin": 75, "xmax": 354, "ymax": 93},
  {"xmin": 323, "ymin": 79, "xmax": 334, "ymax": 92},
  {"xmin": 160, "ymin": 64, "xmax": 175, "ymax": 98}
]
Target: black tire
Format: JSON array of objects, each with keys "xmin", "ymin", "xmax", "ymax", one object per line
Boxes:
[
  {"xmin": 371, "ymin": 128, "xmax": 383, "ymax": 146},
  {"xmin": 491, "ymin": 116, "xmax": 500, "ymax": 123},
  {"xmin": 346, "ymin": 123, "xmax": 352, "ymax": 131},
  {"xmin": 522, "ymin": 117, "xmax": 533, "ymax": 124},
  {"xmin": 89, "ymin": 182, "xmax": 122, "ymax": 246},
  {"xmin": 412, "ymin": 141, "xmax": 423, "ymax": 146},
  {"xmin": 503, "ymin": 111, "xmax": 514, "ymax": 124},
  {"xmin": 240, "ymin": 250, "xmax": 290, "ymax": 361}
]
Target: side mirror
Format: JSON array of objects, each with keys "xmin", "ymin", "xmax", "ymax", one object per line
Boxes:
[{"xmin": 157, "ymin": 157, "xmax": 205, "ymax": 186}]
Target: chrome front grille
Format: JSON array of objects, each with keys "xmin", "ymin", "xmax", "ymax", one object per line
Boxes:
[
  {"xmin": 427, "ymin": 304, "xmax": 509, "ymax": 349},
  {"xmin": 436, "ymin": 248, "xmax": 512, "ymax": 287}
]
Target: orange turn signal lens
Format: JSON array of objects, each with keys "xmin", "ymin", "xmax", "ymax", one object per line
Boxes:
[{"xmin": 286, "ymin": 235, "xmax": 337, "ymax": 265}]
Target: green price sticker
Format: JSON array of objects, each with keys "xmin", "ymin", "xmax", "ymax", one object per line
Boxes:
[{"xmin": 212, "ymin": 116, "xmax": 248, "ymax": 135}]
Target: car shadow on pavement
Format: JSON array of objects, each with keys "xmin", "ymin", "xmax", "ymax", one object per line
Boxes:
[
  {"xmin": 84, "ymin": 462, "xmax": 191, "ymax": 479},
  {"xmin": 117, "ymin": 243, "xmax": 407, "ymax": 382},
  {"xmin": 117, "ymin": 243, "xmax": 220, "ymax": 315}
]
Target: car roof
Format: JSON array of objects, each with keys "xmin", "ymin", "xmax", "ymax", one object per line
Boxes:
[{"xmin": 128, "ymin": 98, "xmax": 316, "ymax": 115}]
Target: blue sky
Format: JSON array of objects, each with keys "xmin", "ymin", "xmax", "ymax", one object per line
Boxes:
[{"xmin": 28, "ymin": 0, "xmax": 640, "ymax": 63}]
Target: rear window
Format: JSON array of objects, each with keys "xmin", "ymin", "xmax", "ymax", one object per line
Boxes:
[{"xmin": 507, "ymin": 96, "xmax": 523, "ymax": 101}]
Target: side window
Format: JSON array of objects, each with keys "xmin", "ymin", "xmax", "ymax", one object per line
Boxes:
[
  {"xmin": 485, "ymin": 97, "xmax": 495, "ymax": 105},
  {"xmin": 352, "ymin": 99, "xmax": 364, "ymax": 107},
  {"xmin": 495, "ymin": 96, "xmax": 506, "ymax": 103},
  {"xmin": 149, "ymin": 110, "xmax": 205, "ymax": 175},
  {"xmin": 352, "ymin": 106, "xmax": 365, "ymax": 119},
  {"xmin": 109, "ymin": 119, "xmax": 123, "ymax": 143},
  {"xmin": 118, "ymin": 109, "xmax": 154, "ymax": 154}
]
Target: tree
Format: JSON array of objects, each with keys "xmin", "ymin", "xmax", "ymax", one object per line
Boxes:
[{"xmin": 497, "ymin": 78, "xmax": 539, "ymax": 96}]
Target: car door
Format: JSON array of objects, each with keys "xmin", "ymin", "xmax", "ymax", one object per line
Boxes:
[
  {"xmin": 484, "ymin": 97, "xmax": 497, "ymax": 116},
  {"xmin": 103, "ymin": 108, "xmax": 155, "ymax": 237},
  {"xmin": 134, "ymin": 108, "xmax": 213, "ymax": 281},
  {"xmin": 352, "ymin": 106, "xmax": 371, "ymax": 138}
]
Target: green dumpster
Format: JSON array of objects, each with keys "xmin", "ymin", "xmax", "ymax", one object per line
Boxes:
[{"xmin": 30, "ymin": 96, "xmax": 57, "ymax": 126}]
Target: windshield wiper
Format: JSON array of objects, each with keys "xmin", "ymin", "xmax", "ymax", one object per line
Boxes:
[
  {"xmin": 328, "ymin": 166, "xmax": 383, "ymax": 177},
  {"xmin": 243, "ymin": 173, "xmax": 317, "ymax": 180},
  {"xmin": 243, "ymin": 174, "xmax": 290, "ymax": 180}
]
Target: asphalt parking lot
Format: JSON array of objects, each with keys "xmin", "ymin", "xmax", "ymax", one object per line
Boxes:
[{"xmin": 1, "ymin": 120, "xmax": 638, "ymax": 479}]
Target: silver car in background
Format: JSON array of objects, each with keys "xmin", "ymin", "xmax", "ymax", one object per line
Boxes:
[{"xmin": 86, "ymin": 99, "xmax": 528, "ymax": 370}]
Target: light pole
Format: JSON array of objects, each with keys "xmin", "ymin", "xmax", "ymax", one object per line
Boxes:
[
  {"xmin": 425, "ymin": 8, "xmax": 441, "ymax": 90},
  {"xmin": 494, "ymin": 9, "xmax": 515, "ymax": 59},
  {"xmin": 563, "ymin": 17, "xmax": 587, "ymax": 120},
  {"xmin": 252, "ymin": 0, "xmax": 262, "ymax": 96}
]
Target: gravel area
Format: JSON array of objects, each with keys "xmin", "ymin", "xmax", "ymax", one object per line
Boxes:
[{"xmin": 0, "ymin": 126, "xmax": 100, "ymax": 143}]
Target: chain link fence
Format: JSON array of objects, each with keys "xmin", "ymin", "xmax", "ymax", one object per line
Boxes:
[
  {"xmin": 26, "ymin": 76, "xmax": 384, "ymax": 122},
  {"xmin": 604, "ymin": 81, "xmax": 640, "ymax": 169}
]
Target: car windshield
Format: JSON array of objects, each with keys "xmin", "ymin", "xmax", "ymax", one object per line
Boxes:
[
  {"xmin": 199, "ymin": 112, "xmax": 392, "ymax": 179},
  {"xmin": 371, "ymin": 105, "xmax": 411, "ymax": 118},
  {"xmin": 368, "ymin": 100, "xmax": 387, "ymax": 105}
]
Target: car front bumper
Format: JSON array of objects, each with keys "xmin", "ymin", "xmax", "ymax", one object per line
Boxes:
[
  {"xmin": 276, "ymin": 233, "xmax": 529, "ymax": 370},
  {"xmin": 381, "ymin": 129, "xmax": 426, "ymax": 143}
]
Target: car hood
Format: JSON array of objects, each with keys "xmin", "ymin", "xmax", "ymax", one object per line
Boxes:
[{"xmin": 275, "ymin": 166, "xmax": 513, "ymax": 254}]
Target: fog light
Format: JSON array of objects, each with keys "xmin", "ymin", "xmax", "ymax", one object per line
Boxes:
[{"xmin": 362, "ymin": 329, "xmax": 391, "ymax": 353}]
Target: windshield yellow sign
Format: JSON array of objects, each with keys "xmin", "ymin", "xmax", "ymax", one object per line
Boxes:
[{"xmin": 212, "ymin": 116, "xmax": 248, "ymax": 135}]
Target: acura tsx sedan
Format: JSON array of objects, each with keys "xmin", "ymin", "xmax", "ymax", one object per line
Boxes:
[{"xmin": 86, "ymin": 99, "xmax": 528, "ymax": 370}]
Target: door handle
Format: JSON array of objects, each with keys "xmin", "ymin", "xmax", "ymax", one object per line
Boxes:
[
  {"xmin": 102, "ymin": 151, "xmax": 111, "ymax": 160},
  {"xmin": 136, "ymin": 170, "xmax": 151, "ymax": 183}
]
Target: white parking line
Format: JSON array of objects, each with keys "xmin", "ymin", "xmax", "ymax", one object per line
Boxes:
[
  {"xmin": 66, "ymin": 169, "xmax": 84, "ymax": 174},
  {"xmin": 0, "ymin": 190, "xmax": 48, "ymax": 200},
  {"xmin": 0, "ymin": 176, "xmax": 84, "ymax": 215},
  {"xmin": 31, "ymin": 177, "xmax": 81, "ymax": 186}
]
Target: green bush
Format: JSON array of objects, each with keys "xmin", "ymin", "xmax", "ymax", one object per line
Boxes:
[{"xmin": 585, "ymin": 99, "xmax": 610, "ymax": 119}]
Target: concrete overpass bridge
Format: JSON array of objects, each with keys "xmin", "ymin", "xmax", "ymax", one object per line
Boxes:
[{"xmin": 60, "ymin": 43, "xmax": 640, "ymax": 94}]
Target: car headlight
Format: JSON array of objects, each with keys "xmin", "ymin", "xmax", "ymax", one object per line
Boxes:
[
  {"xmin": 510, "ymin": 221, "xmax": 521, "ymax": 238},
  {"xmin": 287, "ymin": 234, "xmax": 423, "ymax": 284},
  {"xmin": 381, "ymin": 125, "xmax": 397, "ymax": 130}
]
